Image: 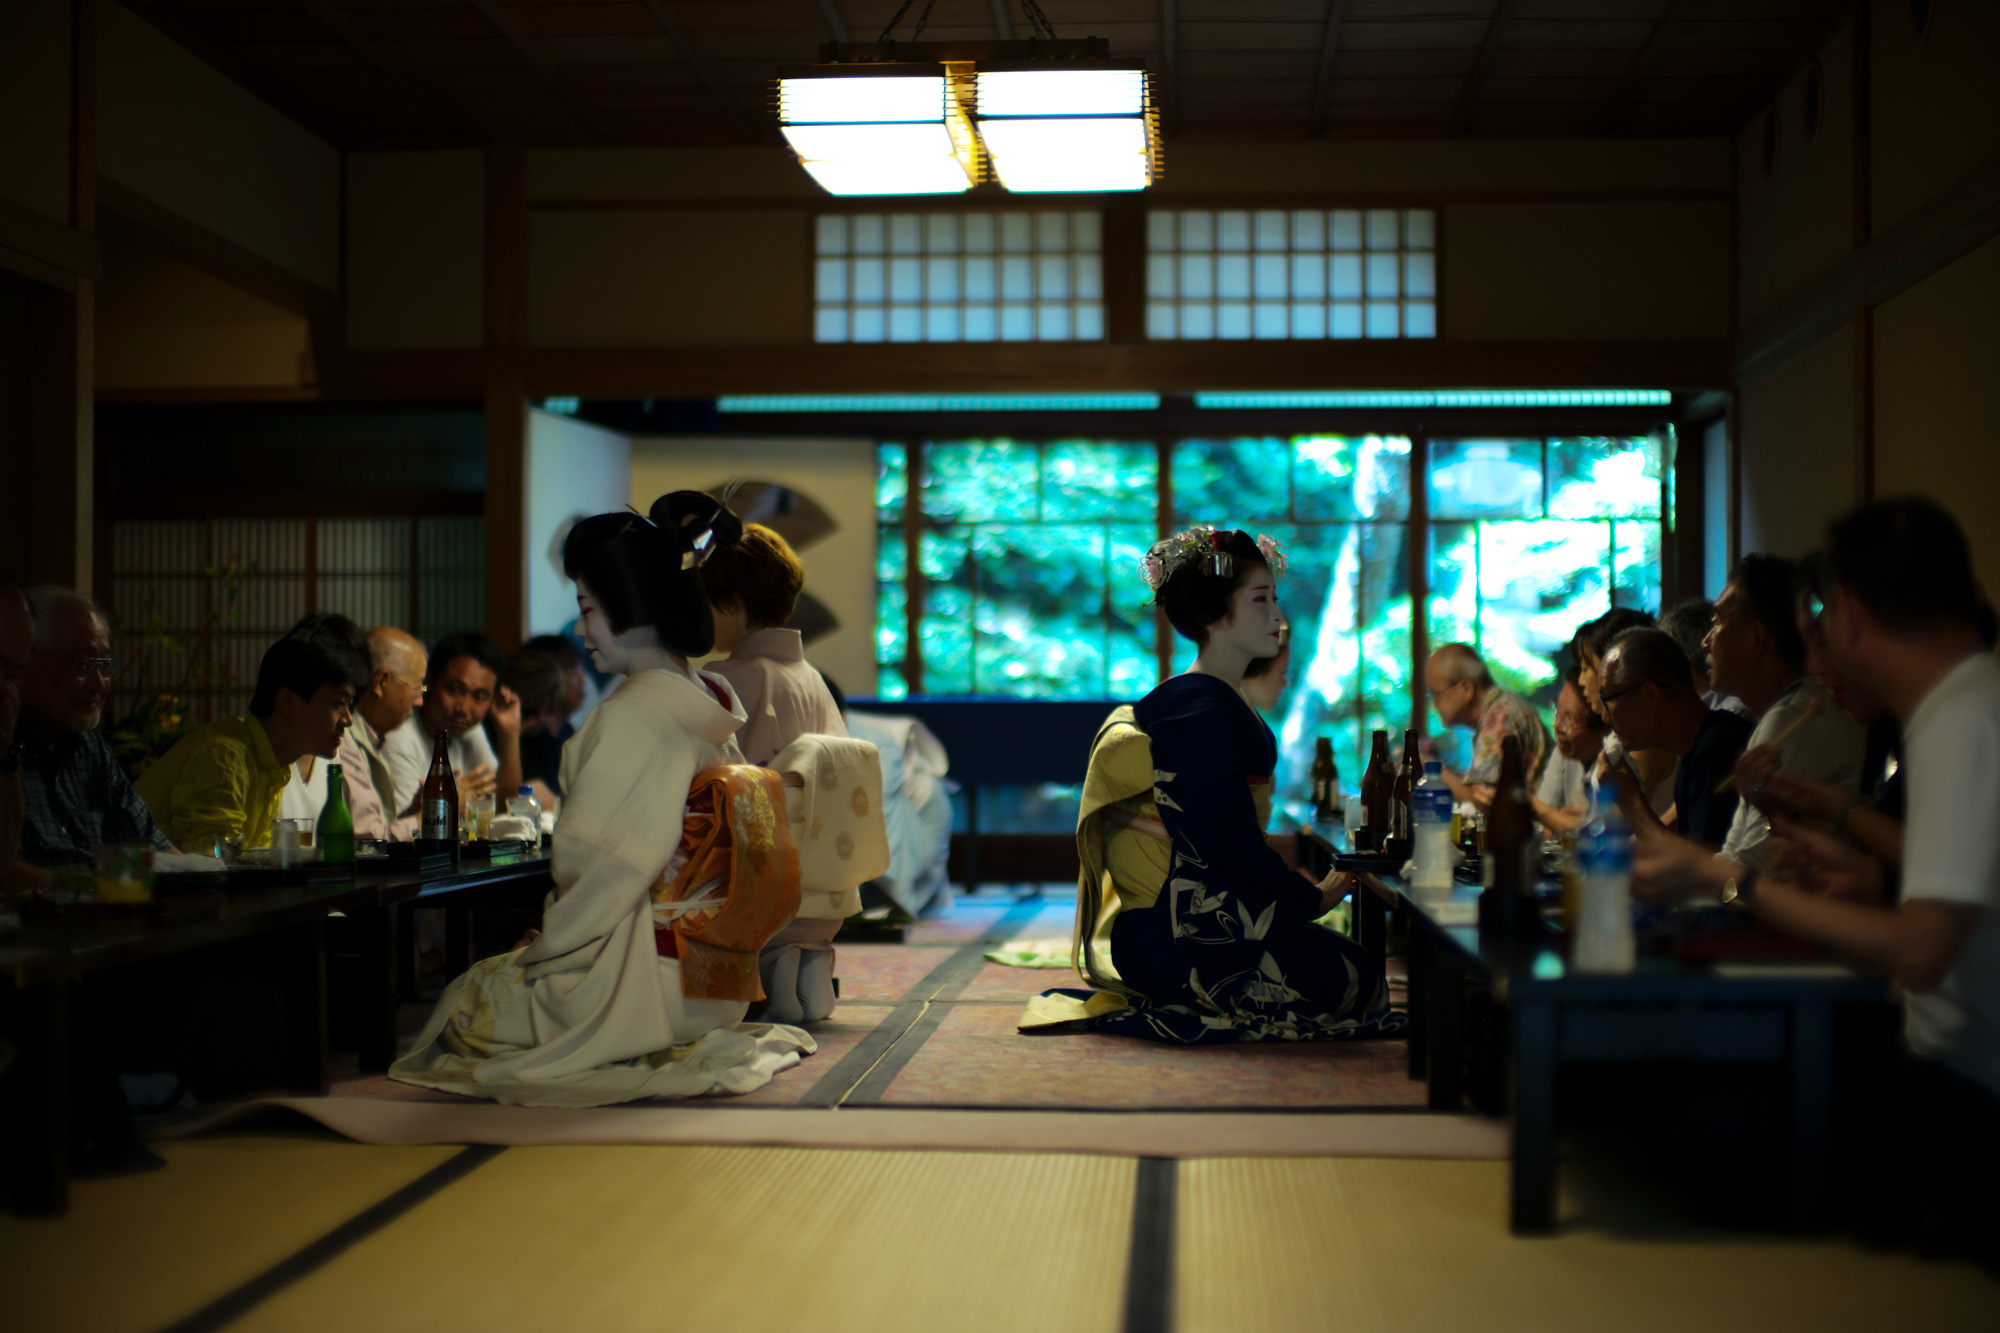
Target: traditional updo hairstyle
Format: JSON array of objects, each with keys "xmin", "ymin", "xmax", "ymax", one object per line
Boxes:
[
  {"xmin": 1157, "ymin": 529, "xmax": 1269, "ymax": 647},
  {"xmin": 699, "ymin": 522, "xmax": 807, "ymax": 629},
  {"xmin": 562, "ymin": 491, "xmax": 744, "ymax": 658}
]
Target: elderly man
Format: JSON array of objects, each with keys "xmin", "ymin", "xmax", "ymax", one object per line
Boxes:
[
  {"xmin": 381, "ymin": 631, "xmax": 521, "ymax": 821},
  {"xmin": 1, "ymin": 572, "xmax": 35, "ymax": 893},
  {"xmin": 1597, "ymin": 627, "xmax": 1754, "ymax": 846},
  {"xmin": 1530, "ymin": 666, "xmax": 1607, "ymax": 835},
  {"xmin": 10, "ymin": 587, "xmax": 174, "ymax": 875},
  {"xmin": 1423, "ymin": 642, "xmax": 1550, "ymax": 806},
  {"xmin": 351, "ymin": 627, "xmax": 427, "ymax": 836}
]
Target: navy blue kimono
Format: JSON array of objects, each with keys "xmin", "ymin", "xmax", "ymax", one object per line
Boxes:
[{"xmin": 1080, "ymin": 674, "xmax": 1404, "ymax": 1045}]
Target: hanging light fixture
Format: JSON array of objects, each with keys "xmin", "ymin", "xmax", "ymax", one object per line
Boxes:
[
  {"xmin": 973, "ymin": 64, "xmax": 1159, "ymax": 193},
  {"xmin": 777, "ymin": 63, "xmax": 980, "ymax": 196}
]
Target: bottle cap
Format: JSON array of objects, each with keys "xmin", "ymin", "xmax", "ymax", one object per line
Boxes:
[
  {"xmin": 519, "ymin": 786, "xmax": 534, "ymax": 796},
  {"xmin": 1423, "ymin": 761, "xmax": 1441, "ymax": 775}
]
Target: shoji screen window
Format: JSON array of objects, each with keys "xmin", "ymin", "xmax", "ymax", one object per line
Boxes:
[
  {"xmin": 1145, "ymin": 208, "xmax": 1436, "ymax": 341},
  {"xmin": 814, "ymin": 210, "xmax": 1104, "ymax": 344}
]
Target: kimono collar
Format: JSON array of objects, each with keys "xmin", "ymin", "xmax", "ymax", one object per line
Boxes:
[
  {"xmin": 617, "ymin": 665, "xmax": 747, "ymax": 747},
  {"xmin": 731, "ymin": 627, "xmax": 805, "ymax": 663}
]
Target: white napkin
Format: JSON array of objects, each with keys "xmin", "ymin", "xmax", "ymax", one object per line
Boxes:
[{"xmin": 154, "ymin": 852, "xmax": 227, "ymax": 873}]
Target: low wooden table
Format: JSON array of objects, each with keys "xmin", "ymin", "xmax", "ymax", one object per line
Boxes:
[{"xmin": 1294, "ymin": 813, "xmax": 1891, "ymax": 1234}]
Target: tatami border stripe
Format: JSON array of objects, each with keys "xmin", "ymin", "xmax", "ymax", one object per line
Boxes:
[
  {"xmin": 155, "ymin": 1144, "xmax": 505, "ymax": 1333},
  {"xmin": 1123, "ymin": 1156, "xmax": 1177, "ymax": 1333}
]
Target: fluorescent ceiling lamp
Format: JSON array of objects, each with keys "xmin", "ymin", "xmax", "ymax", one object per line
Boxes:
[
  {"xmin": 718, "ymin": 393, "xmax": 1161, "ymax": 413},
  {"xmin": 975, "ymin": 67, "xmax": 1158, "ymax": 193},
  {"xmin": 779, "ymin": 70, "xmax": 978, "ymax": 196},
  {"xmin": 1193, "ymin": 389, "xmax": 1675, "ymax": 410}
]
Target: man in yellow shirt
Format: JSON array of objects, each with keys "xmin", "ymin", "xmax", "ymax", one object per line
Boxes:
[{"xmin": 136, "ymin": 623, "xmax": 367, "ymax": 852}]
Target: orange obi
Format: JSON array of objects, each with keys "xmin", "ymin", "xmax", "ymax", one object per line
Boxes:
[{"xmin": 651, "ymin": 764, "xmax": 802, "ymax": 1003}]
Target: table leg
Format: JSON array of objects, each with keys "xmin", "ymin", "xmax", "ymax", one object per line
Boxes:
[
  {"xmin": 1404, "ymin": 926, "xmax": 1430, "ymax": 1082},
  {"xmin": 1789, "ymin": 1000, "xmax": 1833, "ymax": 1230},
  {"xmin": 279, "ymin": 919, "xmax": 329, "ymax": 1096},
  {"xmin": 354, "ymin": 905, "xmax": 398, "ymax": 1073},
  {"xmin": 1511, "ymin": 998, "xmax": 1559, "ymax": 1235},
  {"xmin": 1, "ymin": 981, "xmax": 70, "ymax": 1215},
  {"xmin": 1427, "ymin": 947, "xmax": 1465, "ymax": 1110}
]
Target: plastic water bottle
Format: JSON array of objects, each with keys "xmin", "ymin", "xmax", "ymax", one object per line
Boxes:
[
  {"xmin": 507, "ymin": 786, "xmax": 543, "ymax": 848},
  {"xmin": 1573, "ymin": 805, "xmax": 1635, "ymax": 972},
  {"xmin": 1411, "ymin": 761, "xmax": 1454, "ymax": 892}
]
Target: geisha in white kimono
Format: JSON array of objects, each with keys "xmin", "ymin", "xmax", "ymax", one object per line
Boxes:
[{"xmin": 390, "ymin": 492, "xmax": 816, "ymax": 1106}]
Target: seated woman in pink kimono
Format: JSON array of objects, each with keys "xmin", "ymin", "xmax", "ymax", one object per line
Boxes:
[{"xmin": 390, "ymin": 492, "xmax": 813, "ymax": 1106}]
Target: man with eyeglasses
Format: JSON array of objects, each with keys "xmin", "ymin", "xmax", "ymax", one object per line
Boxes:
[
  {"xmin": 1421, "ymin": 642, "xmax": 1551, "ymax": 808},
  {"xmin": 353, "ymin": 626, "xmax": 431, "ymax": 838},
  {"xmin": 8, "ymin": 587, "xmax": 174, "ymax": 877},
  {"xmin": 1530, "ymin": 666, "xmax": 1610, "ymax": 836},
  {"xmin": 380, "ymin": 631, "xmax": 522, "ymax": 828},
  {"xmin": 1596, "ymin": 627, "xmax": 1754, "ymax": 846}
]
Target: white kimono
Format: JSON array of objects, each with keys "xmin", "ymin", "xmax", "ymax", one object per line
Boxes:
[{"xmin": 389, "ymin": 666, "xmax": 815, "ymax": 1106}]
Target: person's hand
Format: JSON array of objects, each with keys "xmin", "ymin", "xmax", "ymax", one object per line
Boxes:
[
  {"xmin": 1753, "ymin": 771, "xmax": 1848, "ymax": 825},
  {"xmin": 1632, "ymin": 834, "xmax": 1726, "ymax": 904},
  {"xmin": 1595, "ymin": 751, "xmax": 1638, "ymax": 811},
  {"xmin": 490, "ymin": 684, "xmax": 522, "ymax": 739},
  {"xmin": 1467, "ymin": 783, "xmax": 1496, "ymax": 812},
  {"xmin": 513, "ymin": 927, "xmax": 542, "ymax": 951},
  {"xmin": 1766, "ymin": 812, "xmax": 1888, "ymax": 904},
  {"xmin": 1317, "ymin": 868, "xmax": 1353, "ymax": 915},
  {"xmin": 459, "ymin": 763, "xmax": 497, "ymax": 799}
]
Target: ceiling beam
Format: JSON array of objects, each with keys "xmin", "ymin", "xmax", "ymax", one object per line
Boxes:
[
  {"xmin": 817, "ymin": 0, "xmax": 852, "ymax": 44},
  {"xmin": 1588, "ymin": 0, "xmax": 1689, "ymax": 136},
  {"xmin": 469, "ymin": 0, "xmax": 618, "ymax": 144},
  {"xmin": 638, "ymin": 0, "xmax": 759, "ymax": 142},
  {"xmin": 1447, "ymin": 0, "xmax": 1517, "ymax": 139},
  {"xmin": 989, "ymin": 0, "xmax": 1015, "ymax": 40},
  {"xmin": 1306, "ymin": 0, "xmax": 1351, "ymax": 138},
  {"xmin": 1160, "ymin": 0, "xmax": 1179, "ymax": 135},
  {"xmin": 297, "ymin": 0, "xmax": 492, "ymax": 144}
]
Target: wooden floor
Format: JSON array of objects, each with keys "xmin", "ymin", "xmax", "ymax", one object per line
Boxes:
[{"xmin": 7, "ymin": 1125, "xmax": 1998, "ymax": 1333}]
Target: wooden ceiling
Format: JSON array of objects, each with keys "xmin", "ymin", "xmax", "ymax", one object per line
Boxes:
[{"xmin": 129, "ymin": 0, "xmax": 1856, "ymax": 150}]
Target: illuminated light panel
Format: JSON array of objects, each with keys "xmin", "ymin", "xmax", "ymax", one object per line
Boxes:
[
  {"xmin": 717, "ymin": 393, "xmax": 1160, "ymax": 413},
  {"xmin": 779, "ymin": 71, "xmax": 978, "ymax": 196},
  {"xmin": 974, "ymin": 67, "xmax": 1158, "ymax": 194},
  {"xmin": 1192, "ymin": 389, "xmax": 1675, "ymax": 410}
]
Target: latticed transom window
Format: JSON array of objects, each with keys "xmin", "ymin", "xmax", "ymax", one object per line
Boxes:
[
  {"xmin": 814, "ymin": 211, "xmax": 1105, "ymax": 344},
  {"xmin": 1145, "ymin": 208, "xmax": 1437, "ymax": 341}
]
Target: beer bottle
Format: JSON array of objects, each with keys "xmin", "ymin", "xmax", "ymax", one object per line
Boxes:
[
  {"xmin": 1387, "ymin": 730, "xmax": 1421, "ymax": 861},
  {"xmin": 419, "ymin": 729, "xmax": 459, "ymax": 854},
  {"xmin": 1358, "ymin": 729, "xmax": 1394, "ymax": 853},
  {"xmin": 317, "ymin": 762, "xmax": 354, "ymax": 864},
  {"xmin": 1310, "ymin": 738, "xmax": 1340, "ymax": 822},
  {"xmin": 1478, "ymin": 735, "xmax": 1537, "ymax": 940}
]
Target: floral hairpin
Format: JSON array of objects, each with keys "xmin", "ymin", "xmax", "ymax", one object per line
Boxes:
[
  {"xmin": 1256, "ymin": 532, "xmax": 1288, "ymax": 579},
  {"xmin": 1140, "ymin": 527, "xmax": 1290, "ymax": 592}
]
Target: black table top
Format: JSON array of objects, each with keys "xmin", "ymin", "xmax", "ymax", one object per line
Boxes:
[{"xmin": 0, "ymin": 853, "xmax": 555, "ymax": 988}]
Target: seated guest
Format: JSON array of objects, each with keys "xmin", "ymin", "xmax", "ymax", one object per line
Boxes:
[
  {"xmin": 135, "ymin": 625, "xmax": 366, "ymax": 851},
  {"xmin": 515, "ymin": 633, "xmax": 589, "ymax": 798},
  {"xmin": 697, "ymin": 519, "xmax": 847, "ymax": 767},
  {"xmin": 1074, "ymin": 526, "xmax": 1400, "ymax": 1044},
  {"xmin": 1574, "ymin": 607, "xmax": 1676, "ymax": 815},
  {"xmin": 1530, "ymin": 666, "xmax": 1606, "ymax": 835},
  {"xmin": 1637, "ymin": 554, "xmax": 1865, "ymax": 898},
  {"xmin": 11, "ymin": 587, "xmax": 172, "ymax": 875},
  {"xmin": 1660, "ymin": 596, "xmax": 1751, "ymax": 719},
  {"xmin": 380, "ymin": 631, "xmax": 521, "ymax": 819},
  {"xmin": 1422, "ymin": 642, "xmax": 1551, "ymax": 807},
  {"xmin": 1, "ymin": 572, "xmax": 35, "ymax": 894},
  {"xmin": 696, "ymin": 511, "xmax": 850, "ymax": 1023},
  {"xmin": 390, "ymin": 493, "xmax": 811, "ymax": 1103},
  {"xmin": 351, "ymin": 627, "xmax": 427, "ymax": 837},
  {"xmin": 1596, "ymin": 628, "xmax": 1754, "ymax": 846},
  {"xmin": 1752, "ymin": 498, "xmax": 2000, "ymax": 1260},
  {"xmin": 504, "ymin": 646, "xmax": 567, "ymax": 806},
  {"xmin": 275, "ymin": 615, "xmax": 386, "ymax": 839}
]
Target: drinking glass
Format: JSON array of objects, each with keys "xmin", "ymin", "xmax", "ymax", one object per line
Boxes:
[
  {"xmin": 467, "ymin": 793, "xmax": 496, "ymax": 841},
  {"xmin": 94, "ymin": 844, "xmax": 156, "ymax": 903}
]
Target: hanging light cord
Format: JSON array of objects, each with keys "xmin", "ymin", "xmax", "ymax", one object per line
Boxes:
[
  {"xmin": 1018, "ymin": 0, "xmax": 1057, "ymax": 40},
  {"xmin": 876, "ymin": 0, "xmax": 942, "ymax": 45}
]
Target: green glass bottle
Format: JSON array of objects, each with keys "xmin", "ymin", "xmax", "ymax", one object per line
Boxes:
[{"xmin": 318, "ymin": 762, "xmax": 355, "ymax": 864}]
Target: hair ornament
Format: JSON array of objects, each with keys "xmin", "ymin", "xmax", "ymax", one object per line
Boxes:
[
  {"xmin": 1255, "ymin": 532, "xmax": 1288, "ymax": 579},
  {"xmin": 1141, "ymin": 526, "xmax": 1215, "ymax": 592}
]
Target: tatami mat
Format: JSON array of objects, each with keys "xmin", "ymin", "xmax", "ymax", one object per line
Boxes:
[
  {"xmin": 0, "ymin": 1128, "xmax": 463, "ymax": 1333},
  {"xmin": 226, "ymin": 1145, "xmax": 1135, "ymax": 1333},
  {"xmin": 1176, "ymin": 1157, "xmax": 2000, "ymax": 1332}
]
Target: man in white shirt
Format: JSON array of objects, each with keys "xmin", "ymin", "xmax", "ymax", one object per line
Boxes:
[
  {"xmin": 1530, "ymin": 668, "xmax": 1603, "ymax": 834},
  {"xmin": 1756, "ymin": 498, "xmax": 1999, "ymax": 1257},
  {"xmin": 381, "ymin": 632, "xmax": 521, "ymax": 825},
  {"xmin": 1636, "ymin": 554, "xmax": 1864, "ymax": 898}
]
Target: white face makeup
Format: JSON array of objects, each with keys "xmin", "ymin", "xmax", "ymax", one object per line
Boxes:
[
  {"xmin": 1208, "ymin": 567, "xmax": 1282, "ymax": 664},
  {"xmin": 576, "ymin": 582, "xmax": 664, "ymax": 676}
]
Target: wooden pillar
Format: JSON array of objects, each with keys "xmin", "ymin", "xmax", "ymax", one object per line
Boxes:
[{"xmin": 483, "ymin": 144, "xmax": 528, "ymax": 647}]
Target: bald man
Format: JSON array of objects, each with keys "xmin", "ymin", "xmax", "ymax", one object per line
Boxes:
[
  {"xmin": 1422, "ymin": 642, "xmax": 1552, "ymax": 807},
  {"xmin": 354, "ymin": 627, "xmax": 428, "ymax": 839}
]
